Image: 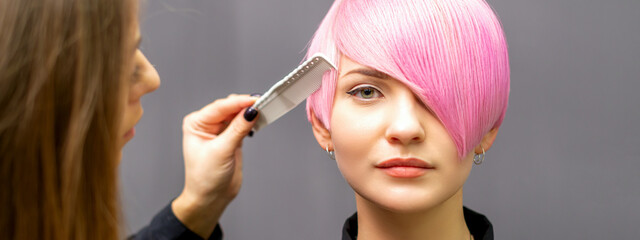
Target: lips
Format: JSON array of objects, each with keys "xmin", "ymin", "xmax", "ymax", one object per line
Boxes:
[
  {"xmin": 123, "ymin": 127, "xmax": 135, "ymax": 140},
  {"xmin": 376, "ymin": 158, "xmax": 434, "ymax": 178}
]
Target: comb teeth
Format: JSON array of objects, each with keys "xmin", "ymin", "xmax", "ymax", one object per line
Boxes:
[{"xmin": 252, "ymin": 54, "xmax": 335, "ymax": 132}]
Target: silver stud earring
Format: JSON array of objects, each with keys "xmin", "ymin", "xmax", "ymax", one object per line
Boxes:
[
  {"xmin": 326, "ymin": 145, "xmax": 335, "ymax": 160},
  {"xmin": 473, "ymin": 147, "xmax": 485, "ymax": 165}
]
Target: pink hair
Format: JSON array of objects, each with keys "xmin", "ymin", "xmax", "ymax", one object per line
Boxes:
[{"xmin": 305, "ymin": 0, "xmax": 510, "ymax": 158}]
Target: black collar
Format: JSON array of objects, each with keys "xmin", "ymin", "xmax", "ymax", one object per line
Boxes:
[{"xmin": 341, "ymin": 207, "xmax": 493, "ymax": 240}]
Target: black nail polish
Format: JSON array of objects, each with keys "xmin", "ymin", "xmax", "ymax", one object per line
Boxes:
[
  {"xmin": 248, "ymin": 130, "xmax": 254, "ymax": 137},
  {"xmin": 244, "ymin": 107, "xmax": 258, "ymax": 122},
  {"xmin": 250, "ymin": 93, "xmax": 261, "ymax": 97}
]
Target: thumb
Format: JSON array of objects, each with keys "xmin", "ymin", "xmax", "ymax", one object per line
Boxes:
[{"xmin": 217, "ymin": 107, "xmax": 258, "ymax": 146}]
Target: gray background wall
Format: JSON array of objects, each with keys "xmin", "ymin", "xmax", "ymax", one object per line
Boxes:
[{"xmin": 120, "ymin": 0, "xmax": 640, "ymax": 239}]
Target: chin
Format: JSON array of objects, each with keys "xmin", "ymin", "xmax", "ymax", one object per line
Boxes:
[
  {"xmin": 354, "ymin": 181, "xmax": 465, "ymax": 214},
  {"xmin": 360, "ymin": 189, "xmax": 445, "ymax": 213}
]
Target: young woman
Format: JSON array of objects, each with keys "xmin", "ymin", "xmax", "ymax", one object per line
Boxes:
[
  {"xmin": 0, "ymin": 0, "xmax": 258, "ymax": 239},
  {"xmin": 304, "ymin": 0, "xmax": 510, "ymax": 239}
]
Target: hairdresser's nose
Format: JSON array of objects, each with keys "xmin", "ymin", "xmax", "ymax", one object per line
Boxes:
[
  {"xmin": 385, "ymin": 94, "xmax": 426, "ymax": 145},
  {"xmin": 137, "ymin": 51, "xmax": 160, "ymax": 96}
]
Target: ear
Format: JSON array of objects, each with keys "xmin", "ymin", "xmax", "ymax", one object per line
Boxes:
[
  {"xmin": 309, "ymin": 109, "xmax": 333, "ymax": 151},
  {"xmin": 474, "ymin": 127, "xmax": 499, "ymax": 154}
]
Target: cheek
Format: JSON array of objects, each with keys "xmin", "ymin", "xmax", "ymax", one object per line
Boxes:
[
  {"xmin": 443, "ymin": 154, "xmax": 473, "ymax": 186},
  {"xmin": 128, "ymin": 82, "xmax": 143, "ymax": 104},
  {"xmin": 329, "ymin": 103, "xmax": 386, "ymax": 186},
  {"xmin": 123, "ymin": 85, "xmax": 137, "ymax": 114},
  {"xmin": 330, "ymin": 102, "xmax": 384, "ymax": 157},
  {"xmin": 120, "ymin": 90, "xmax": 143, "ymax": 128},
  {"xmin": 431, "ymin": 150, "xmax": 474, "ymax": 202},
  {"xmin": 425, "ymin": 125, "xmax": 472, "ymax": 196}
]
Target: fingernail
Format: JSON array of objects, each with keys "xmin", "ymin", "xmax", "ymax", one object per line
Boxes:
[
  {"xmin": 248, "ymin": 130, "xmax": 254, "ymax": 137},
  {"xmin": 250, "ymin": 93, "xmax": 261, "ymax": 97},
  {"xmin": 243, "ymin": 107, "xmax": 258, "ymax": 122}
]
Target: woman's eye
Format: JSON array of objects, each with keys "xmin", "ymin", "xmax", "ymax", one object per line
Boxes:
[{"xmin": 347, "ymin": 86, "xmax": 382, "ymax": 100}]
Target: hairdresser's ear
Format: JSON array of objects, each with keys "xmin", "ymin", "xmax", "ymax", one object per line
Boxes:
[
  {"xmin": 475, "ymin": 128, "xmax": 499, "ymax": 154},
  {"xmin": 310, "ymin": 109, "xmax": 333, "ymax": 151}
]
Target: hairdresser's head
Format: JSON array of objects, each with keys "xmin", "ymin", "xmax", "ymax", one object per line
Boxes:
[
  {"xmin": 0, "ymin": 0, "xmax": 158, "ymax": 238},
  {"xmin": 307, "ymin": 0, "xmax": 509, "ymax": 211}
]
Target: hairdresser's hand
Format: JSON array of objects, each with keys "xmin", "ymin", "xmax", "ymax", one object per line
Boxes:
[{"xmin": 172, "ymin": 94, "xmax": 259, "ymax": 238}]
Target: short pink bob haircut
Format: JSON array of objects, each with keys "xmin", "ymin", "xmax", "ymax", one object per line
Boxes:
[{"xmin": 305, "ymin": 0, "xmax": 510, "ymax": 158}]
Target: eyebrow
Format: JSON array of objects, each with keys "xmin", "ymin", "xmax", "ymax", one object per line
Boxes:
[{"xmin": 342, "ymin": 68, "xmax": 390, "ymax": 80}]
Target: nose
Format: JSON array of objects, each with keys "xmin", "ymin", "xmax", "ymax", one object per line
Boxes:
[
  {"xmin": 138, "ymin": 52, "xmax": 160, "ymax": 95},
  {"xmin": 384, "ymin": 95, "xmax": 426, "ymax": 145}
]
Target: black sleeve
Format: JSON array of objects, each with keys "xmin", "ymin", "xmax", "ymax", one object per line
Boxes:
[{"xmin": 128, "ymin": 203, "xmax": 223, "ymax": 240}]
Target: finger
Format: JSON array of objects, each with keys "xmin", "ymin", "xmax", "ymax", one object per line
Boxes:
[
  {"xmin": 195, "ymin": 95, "xmax": 258, "ymax": 125},
  {"xmin": 217, "ymin": 107, "xmax": 258, "ymax": 147}
]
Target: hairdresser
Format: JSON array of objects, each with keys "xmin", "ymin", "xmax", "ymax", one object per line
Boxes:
[{"xmin": 1, "ymin": 0, "xmax": 257, "ymax": 239}]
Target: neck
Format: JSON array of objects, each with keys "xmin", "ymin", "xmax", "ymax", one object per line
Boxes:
[{"xmin": 355, "ymin": 188, "xmax": 470, "ymax": 240}]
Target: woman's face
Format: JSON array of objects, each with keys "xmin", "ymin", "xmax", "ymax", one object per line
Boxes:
[
  {"xmin": 325, "ymin": 56, "xmax": 475, "ymax": 212},
  {"xmin": 119, "ymin": 28, "xmax": 161, "ymax": 148}
]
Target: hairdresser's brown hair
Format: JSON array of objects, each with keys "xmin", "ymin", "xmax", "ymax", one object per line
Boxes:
[{"xmin": 0, "ymin": 0, "xmax": 136, "ymax": 239}]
